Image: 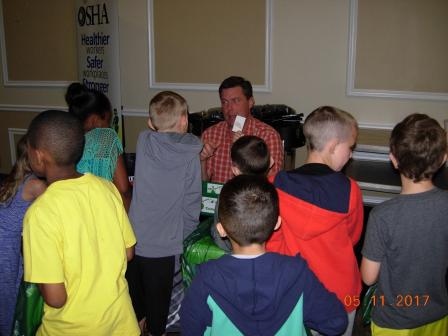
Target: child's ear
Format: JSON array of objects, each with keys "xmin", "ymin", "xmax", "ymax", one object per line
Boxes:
[
  {"xmin": 231, "ymin": 165, "xmax": 241, "ymax": 176},
  {"xmin": 274, "ymin": 216, "xmax": 282, "ymax": 231},
  {"xmin": 180, "ymin": 114, "xmax": 188, "ymax": 132},
  {"xmin": 147, "ymin": 118, "xmax": 156, "ymax": 130},
  {"xmin": 32, "ymin": 148, "xmax": 45, "ymax": 165},
  {"xmin": 29, "ymin": 148, "xmax": 47, "ymax": 177},
  {"xmin": 327, "ymin": 138, "xmax": 338, "ymax": 155},
  {"xmin": 269, "ymin": 156, "xmax": 275, "ymax": 169},
  {"xmin": 216, "ymin": 222, "xmax": 227, "ymax": 238},
  {"xmin": 389, "ymin": 153, "xmax": 399, "ymax": 169}
]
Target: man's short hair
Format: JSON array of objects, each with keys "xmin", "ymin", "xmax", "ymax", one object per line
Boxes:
[
  {"xmin": 149, "ymin": 91, "xmax": 188, "ymax": 131},
  {"xmin": 304, "ymin": 106, "xmax": 358, "ymax": 151},
  {"xmin": 390, "ymin": 113, "xmax": 447, "ymax": 182},
  {"xmin": 27, "ymin": 110, "xmax": 84, "ymax": 166},
  {"xmin": 218, "ymin": 175, "xmax": 279, "ymax": 246},
  {"xmin": 231, "ymin": 136, "xmax": 270, "ymax": 176},
  {"xmin": 219, "ymin": 76, "xmax": 253, "ymax": 99}
]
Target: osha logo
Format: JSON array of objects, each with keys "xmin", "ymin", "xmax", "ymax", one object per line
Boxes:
[{"xmin": 78, "ymin": 3, "xmax": 109, "ymax": 26}]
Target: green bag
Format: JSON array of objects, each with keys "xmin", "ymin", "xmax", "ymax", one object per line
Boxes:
[
  {"xmin": 182, "ymin": 217, "xmax": 226, "ymax": 288},
  {"xmin": 361, "ymin": 283, "xmax": 378, "ymax": 326},
  {"xmin": 12, "ymin": 281, "xmax": 44, "ymax": 336}
]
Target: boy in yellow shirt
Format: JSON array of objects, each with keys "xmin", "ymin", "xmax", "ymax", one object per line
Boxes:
[{"xmin": 23, "ymin": 110, "xmax": 139, "ymax": 335}]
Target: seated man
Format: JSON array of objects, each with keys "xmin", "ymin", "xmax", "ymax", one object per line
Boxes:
[{"xmin": 200, "ymin": 76, "xmax": 284, "ymax": 183}]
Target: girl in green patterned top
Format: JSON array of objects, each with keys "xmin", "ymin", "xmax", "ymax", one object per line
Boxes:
[{"xmin": 65, "ymin": 83, "xmax": 131, "ymax": 211}]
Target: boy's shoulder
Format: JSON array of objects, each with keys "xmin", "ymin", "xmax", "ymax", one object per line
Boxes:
[
  {"xmin": 274, "ymin": 166, "xmax": 357, "ymax": 213},
  {"xmin": 137, "ymin": 128, "xmax": 152, "ymax": 142},
  {"xmin": 275, "ymin": 165, "xmax": 350, "ymax": 184},
  {"xmin": 198, "ymin": 253, "xmax": 308, "ymax": 278},
  {"xmin": 372, "ymin": 187, "xmax": 448, "ymax": 217},
  {"xmin": 138, "ymin": 128, "xmax": 201, "ymax": 146},
  {"xmin": 32, "ymin": 174, "xmax": 117, "ymax": 206}
]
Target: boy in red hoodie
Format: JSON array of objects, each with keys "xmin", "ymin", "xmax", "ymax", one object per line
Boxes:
[{"xmin": 266, "ymin": 106, "xmax": 363, "ymax": 336}]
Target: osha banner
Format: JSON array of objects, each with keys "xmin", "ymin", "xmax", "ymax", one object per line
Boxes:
[{"xmin": 76, "ymin": 0, "xmax": 123, "ymax": 140}]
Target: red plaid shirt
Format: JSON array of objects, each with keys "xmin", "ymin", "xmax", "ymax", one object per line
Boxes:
[{"xmin": 202, "ymin": 117, "xmax": 284, "ymax": 183}]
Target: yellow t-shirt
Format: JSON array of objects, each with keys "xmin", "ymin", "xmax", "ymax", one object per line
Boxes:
[{"xmin": 23, "ymin": 174, "xmax": 139, "ymax": 336}]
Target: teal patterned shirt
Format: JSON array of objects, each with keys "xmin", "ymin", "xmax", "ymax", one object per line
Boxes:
[{"xmin": 77, "ymin": 128, "xmax": 123, "ymax": 181}]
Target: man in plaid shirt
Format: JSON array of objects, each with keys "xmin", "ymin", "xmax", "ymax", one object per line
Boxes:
[{"xmin": 201, "ymin": 76, "xmax": 284, "ymax": 183}]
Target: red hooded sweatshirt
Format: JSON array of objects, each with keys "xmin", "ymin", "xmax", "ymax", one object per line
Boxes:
[{"xmin": 266, "ymin": 169, "xmax": 363, "ymax": 312}]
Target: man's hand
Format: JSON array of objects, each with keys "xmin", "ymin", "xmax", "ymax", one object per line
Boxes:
[
  {"xmin": 200, "ymin": 141, "xmax": 219, "ymax": 181},
  {"xmin": 232, "ymin": 131, "xmax": 244, "ymax": 143},
  {"xmin": 200, "ymin": 142, "xmax": 218, "ymax": 161}
]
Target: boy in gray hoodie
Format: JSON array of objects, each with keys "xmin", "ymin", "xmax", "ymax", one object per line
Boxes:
[{"xmin": 127, "ymin": 91, "xmax": 202, "ymax": 336}]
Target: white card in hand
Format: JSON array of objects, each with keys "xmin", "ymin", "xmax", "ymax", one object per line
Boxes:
[{"xmin": 232, "ymin": 116, "xmax": 246, "ymax": 132}]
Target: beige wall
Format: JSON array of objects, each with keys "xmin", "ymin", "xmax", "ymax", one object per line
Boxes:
[
  {"xmin": 2, "ymin": 0, "xmax": 77, "ymax": 81},
  {"xmin": 152, "ymin": 0, "xmax": 266, "ymax": 85},
  {"xmin": 119, "ymin": 0, "xmax": 448, "ymax": 123},
  {"xmin": 0, "ymin": 111, "xmax": 38, "ymax": 173},
  {"xmin": 1, "ymin": 0, "xmax": 448, "ymax": 174},
  {"xmin": 355, "ymin": 0, "xmax": 448, "ymax": 93}
]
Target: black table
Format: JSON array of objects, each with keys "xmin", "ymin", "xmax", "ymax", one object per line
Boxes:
[{"xmin": 344, "ymin": 160, "xmax": 448, "ymax": 193}]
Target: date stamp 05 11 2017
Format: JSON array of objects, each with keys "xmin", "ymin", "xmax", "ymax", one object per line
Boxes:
[{"xmin": 344, "ymin": 294, "xmax": 430, "ymax": 308}]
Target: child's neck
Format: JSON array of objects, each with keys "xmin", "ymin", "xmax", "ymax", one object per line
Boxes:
[
  {"xmin": 156, "ymin": 120, "xmax": 186, "ymax": 134},
  {"xmin": 158, "ymin": 126, "xmax": 185, "ymax": 134},
  {"xmin": 231, "ymin": 242, "xmax": 266, "ymax": 256},
  {"xmin": 46, "ymin": 166, "xmax": 82, "ymax": 185},
  {"xmin": 306, "ymin": 151, "xmax": 322, "ymax": 163},
  {"xmin": 306, "ymin": 151, "xmax": 332, "ymax": 167},
  {"xmin": 158, "ymin": 129, "xmax": 180, "ymax": 133},
  {"xmin": 400, "ymin": 175, "xmax": 434, "ymax": 195}
]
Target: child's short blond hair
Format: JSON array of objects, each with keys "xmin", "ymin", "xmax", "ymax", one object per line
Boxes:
[
  {"xmin": 304, "ymin": 106, "xmax": 357, "ymax": 151},
  {"xmin": 149, "ymin": 91, "xmax": 188, "ymax": 131}
]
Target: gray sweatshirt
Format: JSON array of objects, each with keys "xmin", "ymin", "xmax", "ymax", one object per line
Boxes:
[{"xmin": 129, "ymin": 129, "xmax": 202, "ymax": 258}]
